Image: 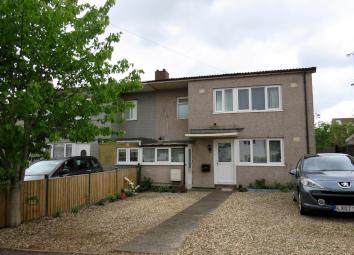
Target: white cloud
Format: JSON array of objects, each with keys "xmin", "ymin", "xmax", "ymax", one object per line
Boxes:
[
  {"xmin": 100, "ymin": 0, "xmax": 354, "ymax": 120},
  {"xmin": 320, "ymin": 100, "xmax": 354, "ymax": 122}
]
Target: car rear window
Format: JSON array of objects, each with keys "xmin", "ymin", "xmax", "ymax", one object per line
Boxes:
[{"xmin": 303, "ymin": 155, "xmax": 354, "ymax": 171}]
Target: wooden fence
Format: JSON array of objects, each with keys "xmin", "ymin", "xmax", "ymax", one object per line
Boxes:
[{"xmin": 0, "ymin": 168, "xmax": 136, "ymax": 228}]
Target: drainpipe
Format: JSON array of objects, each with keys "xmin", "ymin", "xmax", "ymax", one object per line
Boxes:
[
  {"xmin": 303, "ymin": 72, "xmax": 310, "ymax": 154},
  {"xmin": 183, "ymin": 145, "xmax": 186, "ymax": 188}
]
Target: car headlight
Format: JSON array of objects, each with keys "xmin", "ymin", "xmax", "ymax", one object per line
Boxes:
[{"xmin": 300, "ymin": 178, "xmax": 323, "ymax": 189}]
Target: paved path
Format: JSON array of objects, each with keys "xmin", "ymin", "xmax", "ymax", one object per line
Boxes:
[
  {"xmin": 117, "ymin": 191, "xmax": 232, "ymax": 254},
  {"xmin": 0, "ymin": 249, "xmax": 76, "ymax": 255}
]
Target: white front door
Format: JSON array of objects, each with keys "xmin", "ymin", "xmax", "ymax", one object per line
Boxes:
[
  {"xmin": 185, "ymin": 146, "xmax": 193, "ymax": 190},
  {"xmin": 213, "ymin": 139, "xmax": 236, "ymax": 185}
]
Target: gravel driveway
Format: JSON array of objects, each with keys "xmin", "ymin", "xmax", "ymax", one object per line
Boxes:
[
  {"xmin": 176, "ymin": 192, "xmax": 354, "ymax": 255},
  {"xmin": 0, "ymin": 192, "xmax": 208, "ymax": 254}
]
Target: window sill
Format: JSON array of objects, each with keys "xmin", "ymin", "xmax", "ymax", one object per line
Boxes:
[
  {"xmin": 236, "ymin": 163, "xmax": 285, "ymax": 167},
  {"xmin": 141, "ymin": 162, "xmax": 184, "ymax": 166},
  {"xmin": 117, "ymin": 162, "xmax": 138, "ymax": 165},
  {"xmin": 213, "ymin": 109, "xmax": 283, "ymax": 114}
]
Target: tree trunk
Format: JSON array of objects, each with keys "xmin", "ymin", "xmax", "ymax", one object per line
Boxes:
[{"xmin": 6, "ymin": 181, "xmax": 21, "ymax": 227}]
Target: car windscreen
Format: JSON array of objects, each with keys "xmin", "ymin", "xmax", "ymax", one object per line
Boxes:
[
  {"xmin": 303, "ymin": 155, "xmax": 354, "ymax": 171},
  {"xmin": 26, "ymin": 160, "xmax": 63, "ymax": 176}
]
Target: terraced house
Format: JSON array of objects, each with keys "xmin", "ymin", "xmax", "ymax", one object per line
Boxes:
[{"xmin": 99, "ymin": 67, "xmax": 316, "ymax": 189}]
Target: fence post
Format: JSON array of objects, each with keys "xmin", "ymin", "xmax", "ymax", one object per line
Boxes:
[
  {"xmin": 45, "ymin": 175, "xmax": 49, "ymax": 216},
  {"xmin": 88, "ymin": 172, "xmax": 91, "ymax": 204},
  {"xmin": 136, "ymin": 164, "xmax": 141, "ymax": 185}
]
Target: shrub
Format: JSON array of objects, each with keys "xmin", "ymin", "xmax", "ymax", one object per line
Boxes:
[
  {"xmin": 237, "ymin": 185, "xmax": 248, "ymax": 192},
  {"xmin": 124, "ymin": 189, "xmax": 134, "ymax": 197},
  {"xmin": 248, "ymin": 179, "xmax": 295, "ymax": 191},
  {"xmin": 139, "ymin": 177, "xmax": 153, "ymax": 192},
  {"xmin": 124, "ymin": 177, "xmax": 140, "ymax": 195},
  {"xmin": 53, "ymin": 211, "xmax": 61, "ymax": 218},
  {"xmin": 107, "ymin": 194, "xmax": 119, "ymax": 202},
  {"xmin": 95, "ymin": 199, "xmax": 106, "ymax": 206},
  {"xmin": 70, "ymin": 207, "xmax": 79, "ymax": 214}
]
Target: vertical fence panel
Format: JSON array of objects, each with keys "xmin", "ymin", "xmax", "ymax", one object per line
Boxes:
[
  {"xmin": 0, "ymin": 192, "xmax": 6, "ymax": 228},
  {"xmin": 0, "ymin": 168, "xmax": 136, "ymax": 228},
  {"xmin": 20, "ymin": 180, "xmax": 46, "ymax": 221}
]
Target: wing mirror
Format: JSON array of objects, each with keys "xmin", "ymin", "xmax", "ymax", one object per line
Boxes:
[{"xmin": 289, "ymin": 169, "xmax": 297, "ymax": 176}]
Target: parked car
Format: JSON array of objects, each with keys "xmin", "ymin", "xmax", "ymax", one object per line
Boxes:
[
  {"xmin": 290, "ymin": 153, "xmax": 354, "ymax": 215},
  {"xmin": 24, "ymin": 156, "xmax": 103, "ymax": 181}
]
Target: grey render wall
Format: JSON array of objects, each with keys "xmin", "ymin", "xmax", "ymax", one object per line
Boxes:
[{"xmin": 114, "ymin": 92, "xmax": 156, "ymax": 139}]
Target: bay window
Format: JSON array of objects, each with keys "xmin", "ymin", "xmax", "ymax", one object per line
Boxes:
[
  {"xmin": 157, "ymin": 148, "xmax": 169, "ymax": 162},
  {"xmin": 142, "ymin": 147, "xmax": 185, "ymax": 165},
  {"xmin": 143, "ymin": 148, "xmax": 155, "ymax": 162},
  {"xmin": 117, "ymin": 148, "xmax": 139, "ymax": 164},
  {"xmin": 237, "ymin": 139, "xmax": 283, "ymax": 165},
  {"xmin": 171, "ymin": 148, "xmax": 184, "ymax": 162}
]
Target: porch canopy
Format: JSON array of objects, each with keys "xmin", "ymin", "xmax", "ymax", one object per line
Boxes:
[{"xmin": 185, "ymin": 128, "xmax": 243, "ymax": 138}]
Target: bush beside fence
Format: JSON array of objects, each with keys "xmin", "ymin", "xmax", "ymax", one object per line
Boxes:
[{"xmin": 0, "ymin": 168, "xmax": 136, "ymax": 228}]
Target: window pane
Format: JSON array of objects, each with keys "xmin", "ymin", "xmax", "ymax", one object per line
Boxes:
[
  {"xmin": 172, "ymin": 148, "xmax": 184, "ymax": 162},
  {"xmin": 157, "ymin": 148, "xmax": 169, "ymax": 161},
  {"xmin": 130, "ymin": 149, "xmax": 138, "ymax": 162},
  {"xmin": 65, "ymin": 144, "xmax": 72, "ymax": 157},
  {"xmin": 143, "ymin": 148, "xmax": 155, "ymax": 162},
  {"xmin": 238, "ymin": 89, "xmax": 249, "ymax": 110},
  {"xmin": 253, "ymin": 140, "xmax": 267, "ymax": 163},
  {"xmin": 239, "ymin": 140, "xmax": 251, "ymax": 162},
  {"xmin": 251, "ymin": 87, "xmax": 265, "ymax": 110},
  {"xmin": 215, "ymin": 90, "xmax": 222, "ymax": 111},
  {"xmin": 268, "ymin": 87, "xmax": 279, "ymax": 109},
  {"xmin": 125, "ymin": 100, "xmax": 137, "ymax": 120},
  {"xmin": 177, "ymin": 98, "xmax": 188, "ymax": 119},
  {"xmin": 53, "ymin": 144, "xmax": 64, "ymax": 159},
  {"xmin": 224, "ymin": 89, "xmax": 233, "ymax": 111},
  {"xmin": 269, "ymin": 140, "xmax": 281, "ymax": 162},
  {"xmin": 118, "ymin": 149, "xmax": 126, "ymax": 162},
  {"xmin": 218, "ymin": 143, "xmax": 231, "ymax": 162}
]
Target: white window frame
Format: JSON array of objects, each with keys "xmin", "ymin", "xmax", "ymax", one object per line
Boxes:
[
  {"xmin": 235, "ymin": 138, "xmax": 284, "ymax": 166},
  {"xmin": 213, "ymin": 85, "xmax": 282, "ymax": 114},
  {"xmin": 141, "ymin": 147, "xmax": 185, "ymax": 166},
  {"xmin": 117, "ymin": 148, "xmax": 139, "ymax": 165},
  {"xmin": 124, "ymin": 100, "xmax": 138, "ymax": 121},
  {"xmin": 177, "ymin": 97, "xmax": 188, "ymax": 119}
]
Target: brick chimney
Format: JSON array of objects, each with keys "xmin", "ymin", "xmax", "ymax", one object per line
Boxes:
[{"xmin": 155, "ymin": 69, "xmax": 169, "ymax": 81}]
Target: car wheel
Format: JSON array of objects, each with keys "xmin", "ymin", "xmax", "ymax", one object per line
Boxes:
[{"xmin": 298, "ymin": 192, "xmax": 308, "ymax": 215}]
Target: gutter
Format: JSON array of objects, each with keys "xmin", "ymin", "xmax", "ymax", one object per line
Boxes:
[{"xmin": 303, "ymin": 72, "xmax": 310, "ymax": 154}]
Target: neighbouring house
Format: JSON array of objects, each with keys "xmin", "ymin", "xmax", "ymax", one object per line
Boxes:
[
  {"xmin": 49, "ymin": 141, "xmax": 99, "ymax": 159},
  {"xmin": 99, "ymin": 67, "xmax": 316, "ymax": 189},
  {"xmin": 332, "ymin": 117, "xmax": 354, "ymax": 125}
]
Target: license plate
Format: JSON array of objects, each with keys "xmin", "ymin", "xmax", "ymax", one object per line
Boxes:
[{"xmin": 335, "ymin": 205, "xmax": 354, "ymax": 212}]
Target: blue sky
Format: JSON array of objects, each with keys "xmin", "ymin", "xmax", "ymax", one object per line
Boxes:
[{"xmin": 88, "ymin": 0, "xmax": 354, "ymax": 122}]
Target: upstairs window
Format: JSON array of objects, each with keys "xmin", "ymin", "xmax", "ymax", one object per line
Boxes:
[
  {"xmin": 177, "ymin": 97, "xmax": 188, "ymax": 119},
  {"xmin": 124, "ymin": 100, "xmax": 137, "ymax": 120},
  {"xmin": 214, "ymin": 86, "xmax": 281, "ymax": 113}
]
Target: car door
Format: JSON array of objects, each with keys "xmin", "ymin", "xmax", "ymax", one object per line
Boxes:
[{"xmin": 70, "ymin": 157, "xmax": 89, "ymax": 176}]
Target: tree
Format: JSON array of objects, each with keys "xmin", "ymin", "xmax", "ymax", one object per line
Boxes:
[
  {"xmin": 315, "ymin": 120, "xmax": 354, "ymax": 151},
  {"xmin": 0, "ymin": 0, "xmax": 142, "ymax": 227},
  {"xmin": 315, "ymin": 121, "xmax": 331, "ymax": 150}
]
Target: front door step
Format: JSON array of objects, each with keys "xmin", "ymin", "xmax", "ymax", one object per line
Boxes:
[{"xmin": 215, "ymin": 185, "xmax": 236, "ymax": 191}]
